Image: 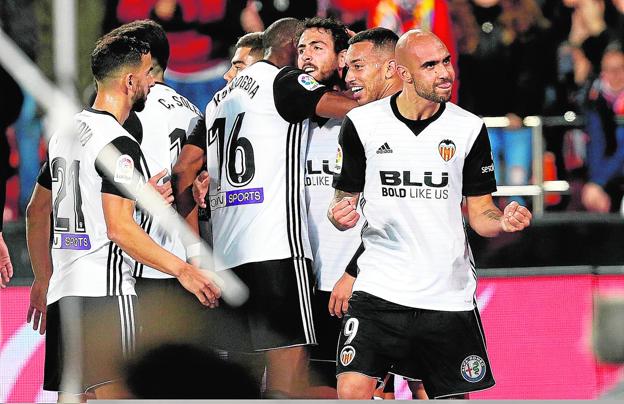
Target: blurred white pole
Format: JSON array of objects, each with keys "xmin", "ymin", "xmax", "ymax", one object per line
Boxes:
[{"xmin": 53, "ymin": 0, "xmax": 79, "ymax": 104}]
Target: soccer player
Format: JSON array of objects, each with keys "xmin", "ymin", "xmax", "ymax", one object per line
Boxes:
[
  {"xmin": 25, "ymin": 34, "xmax": 220, "ymax": 401},
  {"xmin": 173, "ymin": 31, "xmax": 264, "ymax": 240},
  {"xmin": 329, "ymin": 30, "xmax": 532, "ymax": 399},
  {"xmin": 296, "ymin": 17, "xmax": 357, "ymax": 397},
  {"xmin": 204, "ymin": 17, "xmax": 357, "ymax": 397},
  {"xmin": 223, "ymin": 32, "xmax": 265, "ymax": 83},
  {"xmin": 105, "ymin": 20, "xmax": 210, "ymax": 348},
  {"xmin": 330, "ymin": 27, "xmax": 426, "ymax": 400}
]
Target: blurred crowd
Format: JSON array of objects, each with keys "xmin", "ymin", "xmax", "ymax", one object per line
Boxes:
[{"xmin": 1, "ymin": 0, "xmax": 624, "ymax": 220}]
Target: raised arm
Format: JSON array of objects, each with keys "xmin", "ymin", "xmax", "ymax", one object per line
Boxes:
[{"xmin": 316, "ymin": 91, "xmax": 358, "ymax": 120}]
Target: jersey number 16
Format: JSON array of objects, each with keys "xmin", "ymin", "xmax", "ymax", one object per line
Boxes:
[{"xmin": 207, "ymin": 112, "xmax": 256, "ymax": 188}]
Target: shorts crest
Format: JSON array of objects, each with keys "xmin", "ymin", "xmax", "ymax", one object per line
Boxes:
[
  {"xmin": 340, "ymin": 345, "xmax": 356, "ymax": 366},
  {"xmin": 460, "ymin": 355, "xmax": 487, "ymax": 383}
]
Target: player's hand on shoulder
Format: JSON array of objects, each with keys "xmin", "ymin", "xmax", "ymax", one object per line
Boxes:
[
  {"xmin": 27, "ymin": 279, "xmax": 48, "ymax": 334},
  {"xmin": 501, "ymin": 201, "xmax": 532, "ymax": 233},
  {"xmin": 329, "ymin": 197, "xmax": 360, "ymax": 230},
  {"xmin": 177, "ymin": 263, "xmax": 222, "ymax": 308},
  {"xmin": 329, "ymin": 272, "xmax": 356, "ymax": 318},
  {"xmin": 148, "ymin": 169, "xmax": 174, "ymax": 205},
  {"xmin": 192, "ymin": 171, "xmax": 210, "ymax": 208}
]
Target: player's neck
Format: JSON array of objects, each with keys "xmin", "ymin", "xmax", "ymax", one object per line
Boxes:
[
  {"xmin": 395, "ymin": 88, "xmax": 440, "ymax": 120},
  {"xmin": 265, "ymin": 49, "xmax": 294, "ymax": 68},
  {"xmin": 380, "ymin": 79, "xmax": 402, "ymax": 100},
  {"xmin": 92, "ymin": 91, "xmax": 131, "ymax": 124}
]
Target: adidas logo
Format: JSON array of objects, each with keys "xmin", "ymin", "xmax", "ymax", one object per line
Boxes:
[{"xmin": 376, "ymin": 142, "xmax": 393, "ymax": 154}]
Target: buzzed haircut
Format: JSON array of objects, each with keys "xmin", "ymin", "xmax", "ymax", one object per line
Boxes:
[
  {"xmin": 262, "ymin": 18, "xmax": 303, "ymax": 53},
  {"xmin": 235, "ymin": 32, "xmax": 264, "ymax": 60},
  {"xmin": 91, "ymin": 34, "xmax": 150, "ymax": 82},
  {"xmin": 107, "ymin": 19, "xmax": 169, "ymax": 71},
  {"xmin": 300, "ymin": 17, "xmax": 350, "ymax": 53},
  {"xmin": 349, "ymin": 27, "xmax": 399, "ymax": 52}
]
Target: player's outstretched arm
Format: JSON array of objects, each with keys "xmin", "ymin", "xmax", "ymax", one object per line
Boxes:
[
  {"xmin": 172, "ymin": 143, "xmax": 206, "ymax": 234},
  {"xmin": 316, "ymin": 91, "xmax": 358, "ymax": 120},
  {"xmin": 466, "ymin": 194, "xmax": 532, "ymax": 237},
  {"xmin": 328, "ymin": 189, "xmax": 361, "ymax": 231},
  {"xmin": 103, "ymin": 193, "xmax": 221, "ymax": 307},
  {"xmin": 25, "ymin": 184, "xmax": 53, "ymax": 334}
]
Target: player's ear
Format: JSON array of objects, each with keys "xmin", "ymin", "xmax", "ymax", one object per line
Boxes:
[
  {"xmin": 396, "ymin": 64, "xmax": 412, "ymax": 84},
  {"xmin": 125, "ymin": 72, "xmax": 134, "ymax": 93},
  {"xmin": 385, "ymin": 59, "xmax": 397, "ymax": 79},
  {"xmin": 337, "ymin": 49, "xmax": 347, "ymax": 70}
]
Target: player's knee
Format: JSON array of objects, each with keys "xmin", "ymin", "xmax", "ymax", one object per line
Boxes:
[{"xmin": 337, "ymin": 374, "xmax": 376, "ymax": 399}]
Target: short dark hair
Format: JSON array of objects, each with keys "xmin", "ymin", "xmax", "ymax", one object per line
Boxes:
[
  {"xmin": 91, "ymin": 34, "xmax": 150, "ymax": 82},
  {"xmin": 262, "ymin": 17, "xmax": 302, "ymax": 52},
  {"xmin": 107, "ymin": 19, "xmax": 169, "ymax": 71},
  {"xmin": 235, "ymin": 32, "xmax": 264, "ymax": 60},
  {"xmin": 300, "ymin": 17, "xmax": 349, "ymax": 53},
  {"xmin": 349, "ymin": 27, "xmax": 399, "ymax": 52},
  {"xmin": 604, "ymin": 41, "xmax": 623, "ymax": 57}
]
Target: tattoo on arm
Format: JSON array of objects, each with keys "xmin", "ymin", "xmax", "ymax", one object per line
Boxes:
[
  {"xmin": 483, "ymin": 209, "xmax": 502, "ymax": 221},
  {"xmin": 327, "ymin": 189, "xmax": 360, "ymax": 226}
]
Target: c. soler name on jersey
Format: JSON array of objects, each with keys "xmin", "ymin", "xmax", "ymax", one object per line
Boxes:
[
  {"xmin": 380, "ymin": 170, "xmax": 449, "ymax": 200},
  {"xmin": 212, "ymin": 74, "xmax": 260, "ymax": 107},
  {"xmin": 158, "ymin": 94, "xmax": 202, "ymax": 116},
  {"xmin": 305, "ymin": 159, "xmax": 336, "ymax": 186}
]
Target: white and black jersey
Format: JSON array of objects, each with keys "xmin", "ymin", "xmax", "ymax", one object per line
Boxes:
[
  {"xmin": 306, "ymin": 117, "xmax": 363, "ymax": 291},
  {"xmin": 39, "ymin": 108, "xmax": 146, "ymax": 304},
  {"xmin": 333, "ymin": 93, "xmax": 497, "ymax": 311},
  {"xmin": 124, "ymin": 83, "xmax": 202, "ymax": 279},
  {"xmin": 206, "ymin": 61, "xmax": 330, "ymax": 271}
]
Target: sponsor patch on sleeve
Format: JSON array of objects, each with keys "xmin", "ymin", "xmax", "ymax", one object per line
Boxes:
[
  {"xmin": 297, "ymin": 73, "xmax": 323, "ymax": 91},
  {"xmin": 334, "ymin": 145, "xmax": 343, "ymax": 174},
  {"xmin": 114, "ymin": 154, "xmax": 134, "ymax": 184}
]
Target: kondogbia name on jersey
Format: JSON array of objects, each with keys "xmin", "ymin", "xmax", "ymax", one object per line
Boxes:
[{"xmin": 213, "ymin": 74, "xmax": 260, "ymax": 107}]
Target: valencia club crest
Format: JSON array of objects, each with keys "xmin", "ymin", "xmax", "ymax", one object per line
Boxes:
[{"xmin": 438, "ymin": 139, "xmax": 456, "ymax": 162}]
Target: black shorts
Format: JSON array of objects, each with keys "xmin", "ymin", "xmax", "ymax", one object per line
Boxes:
[
  {"xmin": 44, "ymin": 295, "xmax": 138, "ymax": 394},
  {"xmin": 309, "ymin": 290, "xmax": 342, "ymax": 387},
  {"xmin": 336, "ymin": 291, "xmax": 495, "ymax": 398},
  {"xmin": 213, "ymin": 257, "xmax": 317, "ymax": 352}
]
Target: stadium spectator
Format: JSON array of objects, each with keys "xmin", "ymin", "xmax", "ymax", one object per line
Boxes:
[
  {"xmin": 582, "ymin": 43, "xmax": 624, "ymax": 212},
  {"xmin": 1, "ymin": 0, "xmax": 42, "ymax": 215},
  {"xmin": 455, "ymin": 0, "xmax": 556, "ymax": 203},
  {"xmin": 109, "ymin": 0, "xmax": 247, "ymax": 111},
  {"xmin": 567, "ymin": 0, "xmax": 624, "ymax": 76}
]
